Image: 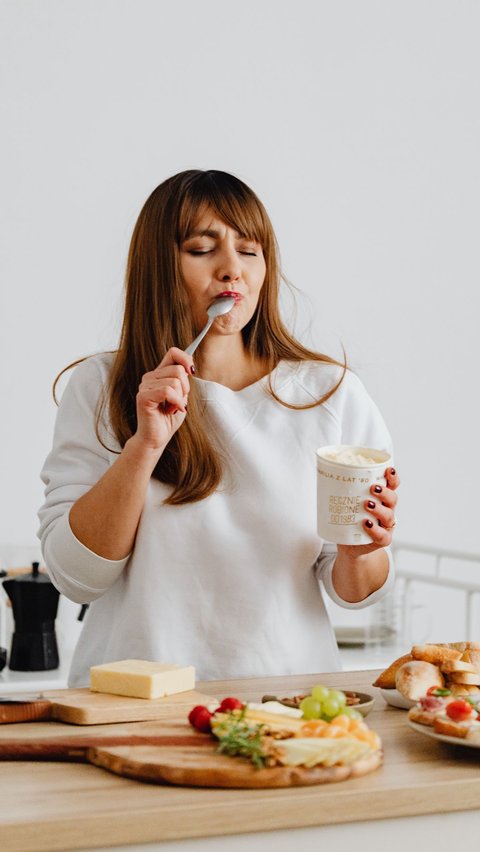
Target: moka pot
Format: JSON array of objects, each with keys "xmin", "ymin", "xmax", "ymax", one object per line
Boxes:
[{"xmin": 2, "ymin": 562, "xmax": 60, "ymax": 671}]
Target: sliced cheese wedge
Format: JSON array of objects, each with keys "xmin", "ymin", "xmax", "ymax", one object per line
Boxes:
[
  {"xmin": 90, "ymin": 659, "xmax": 195, "ymax": 699},
  {"xmin": 277, "ymin": 737, "xmax": 371, "ymax": 767},
  {"xmin": 242, "ymin": 707, "xmax": 305, "ymax": 732}
]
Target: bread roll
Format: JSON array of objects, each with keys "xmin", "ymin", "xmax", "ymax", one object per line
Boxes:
[
  {"xmin": 395, "ymin": 661, "xmax": 445, "ymax": 700},
  {"xmin": 411, "ymin": 644, "xmax": 462, "ymax": 665},
  {"xmin": 372, "ymin": 653, "xmax": 413, "ymax": 689}
]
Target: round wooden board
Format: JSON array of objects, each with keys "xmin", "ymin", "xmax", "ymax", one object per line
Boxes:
[{"xmin": 87, "ymin": 743, "xmax": 383, "ymax": 788}]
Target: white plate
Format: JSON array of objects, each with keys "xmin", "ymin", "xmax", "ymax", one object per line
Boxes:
[
  {"xmin": 408, "ymin": 719, "xmax": 480, "ymax": 749},
  {"xmin": 380, "ymin": 688, "xmax": 415, "ymax": 710}
]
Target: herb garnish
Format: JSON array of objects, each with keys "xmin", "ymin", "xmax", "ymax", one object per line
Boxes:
[{"xmin": 213, "ymin": 708, "xmax": 267, "ymax": 768}]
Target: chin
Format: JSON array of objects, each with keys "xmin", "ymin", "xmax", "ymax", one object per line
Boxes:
[{"xmin": 216, "ymin": 314, "xmax": 244, "ymax": 333}]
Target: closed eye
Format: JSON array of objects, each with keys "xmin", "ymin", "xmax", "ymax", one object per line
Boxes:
[{"xmin": 188, "ymin": 249, "xmax": 257, "ymax": 256}]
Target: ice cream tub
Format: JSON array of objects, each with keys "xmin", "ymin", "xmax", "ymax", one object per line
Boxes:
[{"xmin": 316, "ymin": 444, "xmax": 392, "ymax": 545}]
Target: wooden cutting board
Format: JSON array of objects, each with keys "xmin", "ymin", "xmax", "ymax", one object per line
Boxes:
[
  {"xmin": 0, "ymin": 687, "xmax": 216, "ymax": 725},
  {"xmin": 89, "ymin": 739, "xmax": 383, "ymax": 788},
  {"xmin": 0, "ymin": 718, "xmax": 382, "ymax": 787}
]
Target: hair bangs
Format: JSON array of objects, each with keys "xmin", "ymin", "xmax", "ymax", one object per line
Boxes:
[{"xmin": 176, "ymin": 171, "xmax": 269, "ymax": 248}]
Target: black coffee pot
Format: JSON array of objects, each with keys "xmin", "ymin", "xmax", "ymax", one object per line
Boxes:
[{"xmin": 2, "ymin": 562, "xmax": 60, "ymax": 671}]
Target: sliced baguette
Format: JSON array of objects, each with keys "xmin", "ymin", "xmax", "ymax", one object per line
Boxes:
[
  {"xmin": 372, "ymin": 653, "xmax": 413, "ymax": 689},
  {"xmin": 462, "ymin": 650, "xmax": 480, "ymax": 672},
  {"xmin": 411, "ymin": 644, "xmax": 462, "ymax": 665},
  {"xmin": 448, "ymin": 682, "xmax": 480, "ymax": 696},
  {"xmin": 440, "ymin": 659, "xmax": 476, "ymax": 674},
  {"xmin": 447, "ymin": 671, "xmax": 480, "ymax": 686},
  {"xmin": 433, "ymin": 717, "xmax": 470, "ymax": 738},
  {"xmin": 408, "ymin": 705, "xmax": 450, "ymax": 727},
  {"xmin": 447, "ymin": 641, "xmax": 480, "ymax": 652}
]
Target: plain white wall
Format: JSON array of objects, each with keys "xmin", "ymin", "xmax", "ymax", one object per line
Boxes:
[{"xmin": 1, "ymin": 2, "xmax": 479, "ymax": 598}]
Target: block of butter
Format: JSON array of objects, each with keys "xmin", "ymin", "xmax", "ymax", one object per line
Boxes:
[{"xmin": 90, "ymin": 659, "xmax": 196, "ymax": 699}]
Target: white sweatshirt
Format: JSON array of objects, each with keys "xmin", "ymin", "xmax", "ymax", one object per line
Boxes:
[{"xmin": 38, "ymin": 354, "xmax": 394, "ymax": 687}]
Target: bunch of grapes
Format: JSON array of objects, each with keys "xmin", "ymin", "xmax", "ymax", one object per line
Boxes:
[{"xmin": 299, "ymin": 685, "xmax": 362, "ymax": 722}]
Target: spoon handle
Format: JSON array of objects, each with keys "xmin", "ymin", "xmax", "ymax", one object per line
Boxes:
[{"xmin": 185, "ymin": 316, "xmax": 214, "ymax": 356}]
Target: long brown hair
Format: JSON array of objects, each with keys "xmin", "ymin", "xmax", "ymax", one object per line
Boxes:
[{"xmin": 55, "ymin": 170, "xmax": 346, "ymax": 504}]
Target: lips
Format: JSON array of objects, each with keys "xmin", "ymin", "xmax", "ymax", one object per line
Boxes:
[{"xmin": 217, "ymin": 290, "xmax": 243, "ymax": 303}]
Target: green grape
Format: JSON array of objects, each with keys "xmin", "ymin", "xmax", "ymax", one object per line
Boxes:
[
  {"xmin": 299, "ymin": 696, "xmax": 322, "ymax": 720},
  {"xmin": 321, "ymin": 696, "xmax": 342, "ymax": 719},
  {"xmin": 311, "ymin": 684, "xmax": 330, "ymax": 703},
  {"xmin": 342, "ymin": 706, "xmax": 363, "ymax": 720},
  {"xmin": 327, "ymin": 689, "xmax": 347, "ymax": 708}
]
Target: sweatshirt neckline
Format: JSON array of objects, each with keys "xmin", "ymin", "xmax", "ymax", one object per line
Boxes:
[{"xmin": 195, "ymin": 360, "xmax": 300, "ymax": 403}]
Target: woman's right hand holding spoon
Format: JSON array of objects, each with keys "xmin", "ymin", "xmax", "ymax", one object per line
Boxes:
[{"xmin": 130, "ymin": 348, "xmax": 194, "ymax": 456}]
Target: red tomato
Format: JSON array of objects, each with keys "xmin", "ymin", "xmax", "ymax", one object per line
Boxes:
[
  {"xmin": 218, "ymin": 697, "xmax": 244, "ymax": 712},
  {"xmin": 446, "ymin": 699, "xmax": 474, "ymax": 722},
  {"xmin": 188, "ymin": 705, "xmax": 213, "ymax": 733}
]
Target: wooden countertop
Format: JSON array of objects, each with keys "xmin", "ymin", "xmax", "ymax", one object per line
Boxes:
[{"xmin": 2, "ymin": 669, "xmax": 480, "ymax": 851}]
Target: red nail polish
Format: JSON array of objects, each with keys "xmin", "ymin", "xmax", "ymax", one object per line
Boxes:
[
  {"xmin": 374, "ymin": 485, "xmax": 382, "ymax": 493},
  {"xmin": 367, "ymin": 500, "xmax": 376, "ymax": 509},
  {"xmin": 365, "ymin": 520, "xmax": 374, "ymax": 528},
  {"xmin": 190, "ymin": 364, "xmax": 195, "ymax": 375},
  {"xmin": 390, "ymin": 468, "xmax": 396, "ymax": 476}
]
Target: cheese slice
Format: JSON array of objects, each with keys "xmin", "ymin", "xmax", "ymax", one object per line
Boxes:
[
  {"xmin": 90, "ymin": 659, "xmax": 195, "ymax": 699},
  {"xmin": 277, "ymin": 737, "xmax": 370, "ymax": 767}
]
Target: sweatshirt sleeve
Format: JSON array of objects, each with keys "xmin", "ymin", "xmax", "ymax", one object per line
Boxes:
[
  {"xmin": 37, "ymin": 357, "xmax": 130, "ymax": 604},
  {"xmin": 315, "ymin": 369, "xmax": 395, "ymax": 608},
  {"xmin": 315, "ymin": 544, "xmax": 395, "ymax": 609}
]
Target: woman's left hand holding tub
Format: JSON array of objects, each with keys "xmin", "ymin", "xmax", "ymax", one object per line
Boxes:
[{"xmin": 332, "ymin": 467, "xmax": 400, "ymax": 602}]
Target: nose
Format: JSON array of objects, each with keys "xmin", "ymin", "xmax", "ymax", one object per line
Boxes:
[{"xmin": 215, "ymin": 244, "xmax": 241, "ymax": 283}]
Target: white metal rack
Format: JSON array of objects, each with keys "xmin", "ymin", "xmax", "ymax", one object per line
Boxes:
[{"xmin": 392, "ymin": 541, "xmax": 480, "ymax": 641}]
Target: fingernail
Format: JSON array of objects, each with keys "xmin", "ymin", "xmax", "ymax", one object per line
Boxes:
[
  {"xmin": 365, "ymin": 520, "xmax": 374, "ymax": 528},
  {"xmin": 390, "ymin": 468, "xmax": 396, "ymax": 476},
  {"xmin": 374, "ymin": 485, "xmax": 382, "ymax": 493},
  {"xmin": 367, "ymin": 501, "xmax": 376, "ymax": 509},
  {"xmin": 190, "ymin": 364, "xmax": 195, "ymax": 375}
]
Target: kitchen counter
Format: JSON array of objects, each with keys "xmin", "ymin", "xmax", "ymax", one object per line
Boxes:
[
  {"xmin": 2, "ymin": 669, "xmax": 480, "ymax": 851},
  {"xmin": 0, "ymin": 638, "xmax": 408, "ymax": 695}
]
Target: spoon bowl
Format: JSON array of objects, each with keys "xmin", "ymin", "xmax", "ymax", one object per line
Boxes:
[{"xmin": 185, "ymin": 295, "xmax": 235, "ymax": 356}]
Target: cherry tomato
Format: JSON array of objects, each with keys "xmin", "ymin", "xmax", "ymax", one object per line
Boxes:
[
  {"xmin": 218, "ymin": 697, "xmax": 244, "ymax": 712},
  {"xmin": 188, "ymin": 705, "xmax": 213, "ymax": 733},
  {"xmin": 446, "ymin": 699, "xmax": 474, "ymax": 722}
]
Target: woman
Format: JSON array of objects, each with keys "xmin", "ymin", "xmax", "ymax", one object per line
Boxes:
[{"xmin": 38, "ymin": 169, "xmax": 399, "ymax": 687}]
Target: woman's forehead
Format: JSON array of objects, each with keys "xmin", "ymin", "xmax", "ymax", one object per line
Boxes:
[
  {"xmin": 187, "ymin": 214, "xmax": 240, "ymax": 238},
  {"xmin": 184, "ymin": 206, "xmax": 259, "ymax": 241}
]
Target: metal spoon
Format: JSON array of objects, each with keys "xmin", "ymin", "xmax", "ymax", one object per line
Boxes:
[{"xmin": 185, "ymin": 295, "xmax": 235, "ymax": 356}]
